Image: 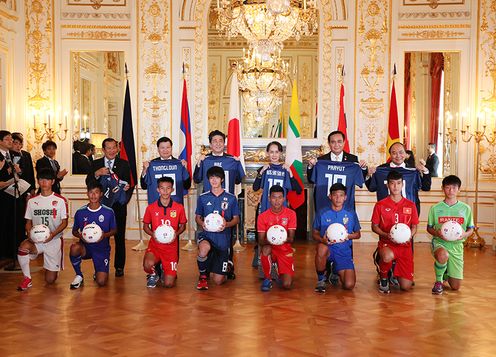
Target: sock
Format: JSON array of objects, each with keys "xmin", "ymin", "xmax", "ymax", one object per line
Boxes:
[
  {"xmin": 17, "ymin": 249, "xmax": 31, "ymax": 279},
  {"xmin": 197, "ymin": 255, "xmax": 208, "ymax": 277},
  {"xmin": 316, "ymin": 270, "xmax": 326, "ymax": 281},
  {"xmin": 434, "ymin": 260, "xmax": 448, "ymax": 282},
  {"xmin": 70, "ymin": 254, "xmax": 83, "ymax": 277},
  {"xmin": 144, "ymin": 264, "xmax": 156, "ymax": 275},
  {"xmin": 379, "ymin": 259, "xmax": 393, "ymax": 279},
  {"xmin": 260, "ymin": 254, "xmax": 271, "ymax": 279}
]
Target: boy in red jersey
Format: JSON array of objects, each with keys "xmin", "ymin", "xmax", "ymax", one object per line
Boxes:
[
  {"xmin": 257, "ymin": 185, "xmax": 297, "ymax": 292},
  {"xmin": 17, "ymin": 169, "xmax": 68, "ymax": 291},
  {"xmin": 142, "ymin": 176, "xmax": 187, "ymax": 288},
  {"xmin": 371, "ymin": 170, "xmax": 418, "ymax": 294}
]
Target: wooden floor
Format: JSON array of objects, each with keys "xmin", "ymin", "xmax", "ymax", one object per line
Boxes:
[{"xmin": 0, "ymin": 241, "xmax": 495, "ymax": 356}]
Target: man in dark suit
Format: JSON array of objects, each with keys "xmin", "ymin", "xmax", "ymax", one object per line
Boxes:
[
  {"xmin": 12, "ymin": 133, "xmax": 35, "ymax": 195},
  {"xmin": 86, "ymin": 137, "xmax": 131, "ymax": 277},
  {"xmin": 72, "ymin": 141, "xmax": 92, "ymax": 175},
  {"xmin": 420, "ymin": 143, "xmax": 440, "ymax": 178},
  {"xmin": 35, "ymin": 140, "xmax": 67, "ymax": 194}
]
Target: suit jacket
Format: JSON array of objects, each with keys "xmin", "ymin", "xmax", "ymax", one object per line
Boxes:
[
  {"xmin": 35, "ymin": 156, "xmax": 62, "ymax": 194},
  {"xmin": 425, "ymin": 153, "xmax": 439, "ymax": 177},
  {"xmin": 72, "ymin": 152, "xmax": 92, "ymax": 175},
  {"xmin": 0, "ymin": 151, "xmax": 14, "ymax": 198},
  {"xmin": 86, "ymin": 156, "xmax": 131, "ymax": 204},
  {"xmin": 307, "ymin": 151, "xmax": 366, "ymax": 183},
  {"xmin": 12, "ymin": 150, "xmax": 36, "ymax": 192}
]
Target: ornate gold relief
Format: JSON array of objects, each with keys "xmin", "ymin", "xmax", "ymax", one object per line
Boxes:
[
  {"xmin": 402, "ymin": 30, "xmax": 465, "ymax": 39},
  {"xmin": 138, "ymin": 0, "xmax": 170, "ymax": 164},
  {"xmin": 65, "ymin": 31, "xmax": 127, "ymax": 40}
]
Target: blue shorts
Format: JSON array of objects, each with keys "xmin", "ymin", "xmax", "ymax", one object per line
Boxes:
[
  {"xmin": 198, "ymin": 234, "xmax": 230, "ymax": 276},
  {"xmin": 83, "ymin": 244, "xmax": 111, "ymax": 273},
  {"xmin": 327, "ymin": 242, "xmax": 354, "ymax": 272}
]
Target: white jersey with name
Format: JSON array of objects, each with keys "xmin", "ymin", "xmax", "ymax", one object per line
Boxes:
[{"xmin": 25, "ymin": 193, "xmax": 68, "ymax": 240}]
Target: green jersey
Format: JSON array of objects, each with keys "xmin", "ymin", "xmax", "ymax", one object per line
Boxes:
[{"xmin": 428, "ymin": 200, "xmax": 474, "ymax": 242}]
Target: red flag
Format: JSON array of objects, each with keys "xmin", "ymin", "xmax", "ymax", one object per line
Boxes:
[
  {"xmin": 337, "ymin": 83, "xmax": 350, "ymax": 152},
  {"xmin": 226, "ymin": 74, "xmax": 244, "ymax": 167},
  {"xmin": 179, "ymin": 78, "xmax": 192, "ymax": 177},
  {"xmin": 386, "ymin": 79, "xmax": 400, "ymax": 160}
]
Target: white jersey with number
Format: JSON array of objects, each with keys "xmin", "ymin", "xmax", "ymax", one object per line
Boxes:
[{"xmin": 25, "ymin": 193, "xmax": 68, "ymax": 240}]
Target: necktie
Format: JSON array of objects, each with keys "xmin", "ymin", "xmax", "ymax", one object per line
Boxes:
[{"xmin": 49, "ymin": 159, "xmax": 57, "ymax": 173}]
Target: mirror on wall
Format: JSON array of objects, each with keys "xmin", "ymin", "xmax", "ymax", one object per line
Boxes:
[
  {"xmin": 70, "ymin": 51, "xmax": 125, "ymax": 174},
  {"xmin": 404, "ymin": 51, "xmax": 461, "ymax": 178}
]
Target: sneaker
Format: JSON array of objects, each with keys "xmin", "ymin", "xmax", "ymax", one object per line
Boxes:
[
  {"xmin": 315, "ymin": 279, "xmax": 326, "ymax": 293},
  {"xmin": 227, "ymin": 261, "xmax": 236, "ymax": 280},
  {"xmin": 17, "ymin": 276, "xmax": 32, "ymax": 291},
  {"xmin": 328, "ymin": 273, "xmax": 340, "ymax": 286},
  {"xmin": 379, "ymin": 278, "xmax": 391, "ymax": 294},
  {"xmin": 270, "ymin": 262, "xmax": 279, "ymax": 281},
  {"xmin": 70, "ymin": 275, "xmax": 84, "ymax": 290},
  {"xmin": 261, "ymin": 278, "xmax": 272, "ymax": 292},
  {"xmin": 432, "ymin": 281, "xmax": 444, "ymax": 295},
  {"xmin": 197, "ymin": 276, "xmax": 208, "ymax": 290},
  {"xmin": 389, "ymin": 275, "xmax": 399, "ymax": 287},
  {"xmin": 146, "ymin": 274, "xmax": 160, "ymax": 288}
]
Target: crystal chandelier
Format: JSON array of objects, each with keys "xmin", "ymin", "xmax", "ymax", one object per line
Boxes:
[
  {"xmin": 216, "ymin": 0, "xmax": 318, "ymax": 54},
  {"xmin": 242, "ymin": 89, "xmax": 282, "ymax": 119}
]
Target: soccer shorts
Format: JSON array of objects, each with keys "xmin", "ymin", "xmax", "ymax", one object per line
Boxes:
[
  {"xmin": 271, "ymin": 246, "xmax": 295, "ymax": 276},
  {"xmin": 83, "ymin": 244, "xmax": 111, "ymax": 273},
  {"xmin": 431, "ymin": 238, "xmax": 464, "ymax": 279},
  {"xmin": 146, "ymin": 246, "xmax": 178, "ymax": 277},
  {"xmin": 378, "ymin": 241, "xmax": 414, "ymax": 281},
  {"xmin": 327, "ymin": 243, "xmax": 354, "ymax": 272},
  {"xmin": 32, "ymin": 238, "xmax": 64, "ymax": 272}
]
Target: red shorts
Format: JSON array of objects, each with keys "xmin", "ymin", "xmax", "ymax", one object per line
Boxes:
[
  {"xmin": 271, "ymin": 245, "xmax": 295, "ymax": 276},
  {"xmin": 146, "ymin": 245, "xmax": 178, "ymax": 277},
  {"xmin": 378, "ymin": 241, "xmax": 414, "ymax": 281}
]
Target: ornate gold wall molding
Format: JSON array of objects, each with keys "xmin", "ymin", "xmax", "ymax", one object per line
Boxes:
[
  {"xmin": 402, "ymin": 30, "xmax": 466, "ymax": 39},
  {"xmin": 399, "ymin": 11, "xmax": 470, "ymax": 19},
  {"xmin": 137, "ymin": 0, "xmax": 170, "ymax": 163},
  {"xmin": 25, "ymin": 0, "xmax": 54, "ymax": 112},
  {"xmin": 65, "ymin": 31, "xmax": 128, "ymax": 40}
]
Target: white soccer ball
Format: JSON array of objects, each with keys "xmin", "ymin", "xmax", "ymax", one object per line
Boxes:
[
  {"xmin": 204, "ymin": 212, "xmax": 224, "ymax": 232},
  {"xmin": 266, "ymin": 225, "xmax": 288, "ymax": 246},
  {"xmin": 82, "ymin": 224, "xmax": 103, "ymax": 244},
  {"xmin": 441, "ymin": 220, "xmax": 464, "ymax": 241},
  {"xmin": 154, "ymin": 224, "xmax": 176, "ymax": 244},
  {"xmin": 390, "ymin": 223, "xmax": 412, "ymax": 244},
  {"xmin": 30, "ymin": 224, "xmax": 50, "ymax": 243},
  {"xmin": 326, "ymin": 223, "xmax": 348, "ymax": 244}
]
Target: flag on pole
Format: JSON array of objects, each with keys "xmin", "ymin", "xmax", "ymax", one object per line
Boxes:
[
  {"xmin": 337, "ymin": 81, "xmax": 351, "ymax": 152},
  {"xmin": 226, "ymin": 73, "xmax": 245, "ymax": 169},
  {"xmin": 276, "ymin": 110, "xmax": 284, "ymax": 138},
  {"xmin": 119, "ymin": 71, "xmax": 138, "ymax": 203},
  {"xmin": 179, "ymin": 76, "xmax": 193, "ymax": 177},
  {"xmin": 386, "ymin": 65, "xmax": 400, "ymax": 160},
  {"xmin": 285, "ymin": 80, "xmax": 305, "ymax": 209}
]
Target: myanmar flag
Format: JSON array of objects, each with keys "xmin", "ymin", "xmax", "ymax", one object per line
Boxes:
[{"xmin": 285, "ymin": 80, "xmax": 305, "ymax": 209}]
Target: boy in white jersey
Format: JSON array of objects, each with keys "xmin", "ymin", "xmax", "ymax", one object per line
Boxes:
[{"xmin": 17, "ymin": 169, "xmax": 68, "ymax": 291}]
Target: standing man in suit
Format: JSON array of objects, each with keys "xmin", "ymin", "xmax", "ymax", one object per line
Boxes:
[
  {"xmin": 11, "ymin": 133, "xmax": 35, "ymax": 195},
  {"xmin": 72, "ymin": 141, "xmax": 92, "ymax": 175},
  {"xmin": 35, "ymin": 140, "xmax": 68, "ymax": 194},
  {"xmin": 86, "ymin": 138, "xmax": 131, "ymax": 277},
  {"xmin": 420, "ymin": 143, "xmax": 440, "ymax": 178}
]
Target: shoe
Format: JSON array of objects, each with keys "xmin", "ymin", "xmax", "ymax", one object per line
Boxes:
[
  {"xmin": 261, "ymin": 278, "xmax": 272, "ymax": 292},
  {"xmin": 315, "ymin": 279, "xmax": 326, "ymax": 293},
  {"xmin": 17, "ymin": 276, "xmax": 32, "ymax": 291},
  {"xmin": 270, "ymin": 262, "xmax": 279, "ymax": 281},
  {"xmin": 379, "ymin": 278, "xmax": 391, "ymax": 294},
  {"xmin": 328, "ymin": 273, "xmax": 340, "ymax": 286},
  {"xmin": 146, "ymin": 274, "xmax": 160, "ymax": 288},
  {"xmin": 115, "ymin": 268, "xmax": 124, "ymax": 277},
  {"xmin": 432, "ymin": 281, "xmax": 444, "ymax": 295},
  {"xmin": 196, "ymin": 276, "xmax": 208, "ymax": 290},
  {"xmin": 70, "ymin": 275, "xmax": 84, "ymax": 289}
]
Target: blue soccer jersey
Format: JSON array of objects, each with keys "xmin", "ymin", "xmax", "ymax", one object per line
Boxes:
[
  {"xmin": 313, "ymin": 207, "xmax": 361, "ymax": 251},
  {"xmin": 258, "ymin": 164, "xmax": 293, "ymax": 213},
  {"xmin": 195, "ymin": 190, "xmax": 240, "ymax": 250},
  {"xmin": 73, "ymin": 204, "xmax": 117, "ymax": 251},
  {"xmin": 194, "ymin": 154, "xmax": 245, "ymax": 194},
  {"xmin": 99, "ymin": 174, "xmax": 128, "ymax": 207},
  {"xmin": 143, "ymin": 159, "xmax": 190, "ymax": 204},
  {"xmin": 310, "ymin": 160, "xmax": 364, "ymax": 213},
  {"xmin": 367, "ymin": 167, "xmax": 421, "ymax": 204}
]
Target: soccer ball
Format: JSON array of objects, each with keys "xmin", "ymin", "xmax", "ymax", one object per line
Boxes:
[
  {"xmin": 326, "ymin": 223, "xmax": 348, "ymax": 244},
  {"xmin": 204, "ymin": 212, "xmax": 224, "ymax": 232},
  {"xmin": 154, "ymin": 224, "xmax": 176, "ymax": 244},
  {"xmin": 266, "ymin": 225, "xmax": 288, "ymax": 246},
  {"xmin": 30, "ymin": 224, "xmax": 50, "ymax": 243},
  {"xmin": 441, "ymin": 220, "xmax": 464, "ymax": 241},
  {"xmin": 82, "ymin": 224, "xmax": 103, "ymax": 244},
  {"xmin": 390, "ymin": 223, "xmax": 412, "ymax": 244}
]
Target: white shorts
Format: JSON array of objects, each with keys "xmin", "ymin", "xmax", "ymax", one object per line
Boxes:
[{"xmin": 31, "ymin": 238, "xmax": 64, "ymax": 272}]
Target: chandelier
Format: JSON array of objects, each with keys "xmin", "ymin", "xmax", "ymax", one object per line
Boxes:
[
  {"xmin": 242, "ymin": 89, "xmax": 282, "ymax": 119},
  {"xmin": 216, "ymin": 0, "xmax": 318, "ymax": 54}
]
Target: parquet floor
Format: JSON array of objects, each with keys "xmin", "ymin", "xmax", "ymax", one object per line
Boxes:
[{"xmin": 0, "ymin": 241, "xmax": 495, "ymax": 356}]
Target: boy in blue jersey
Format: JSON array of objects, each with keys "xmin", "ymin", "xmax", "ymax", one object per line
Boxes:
[
  {"xmin": 69, "ymin": 181, "xmax": 117, "ymax": 289},
  {"xmin": 195, "ymin": 166, "xmax": 240, "ymax": 290},
  {"xmin": 140, "ymin": 136, "xmax": 191, "ymax": 204},
  {"xmin": 312, "ymin": 183, "xmax": 361, "ymax": 293}
]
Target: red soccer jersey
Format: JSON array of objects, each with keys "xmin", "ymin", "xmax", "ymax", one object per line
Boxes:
[
  {"xmin": 257, "ymin": 207, "xmax": 297, "ymax": 252},
  {"xmin": 371, "ymin": 196, "xmax": 419, "ymax": 244},
  {"xmin": 143, "ymin": 199, "xmax": 187, "ymax": 253}
]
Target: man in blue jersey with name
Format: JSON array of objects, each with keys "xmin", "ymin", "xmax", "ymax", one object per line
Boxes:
[
  {"xmin": 140, "ymin": 136, "xmax": 191, "ymax": 205},
  {"xmin": 195, "ymin": 166, "xmax": 240, "ymax": 290},
  {"xmin": 69, "ymin": 181, "xmax": 117, "ymax": 289}
]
